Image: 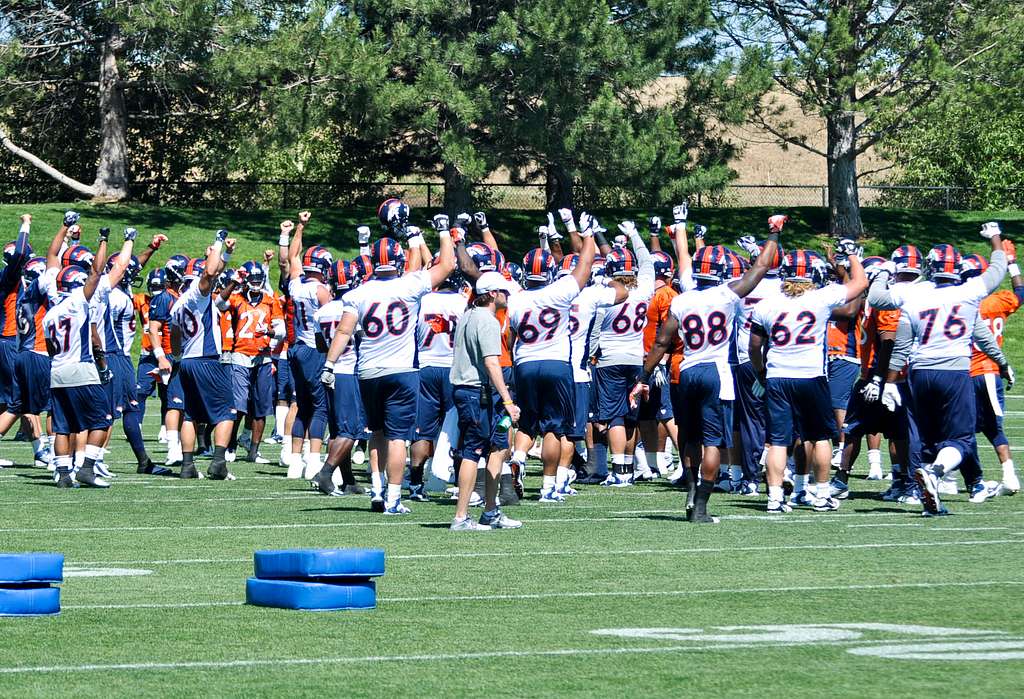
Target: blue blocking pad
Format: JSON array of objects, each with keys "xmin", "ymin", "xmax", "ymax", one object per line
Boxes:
[
  {"xmin": 245, "ymin": 578, "xmax": 376, "ymax": 611},
  {"xmin": 0, "ymin": 553, "xmax": 64, "ymax": 583},
  {"xmin": 253, "ymin": 549, "xmax": 385, "ymax": 580},
  {"xmin": 0, "ymin": 585, "xmax": 61, "ymax": 616}
]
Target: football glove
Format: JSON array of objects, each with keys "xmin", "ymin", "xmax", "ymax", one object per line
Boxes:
[
  {"xmin": 431, "ymin": 214, "xmax": 450, "ymax": 233},
  {"xmin": 751, "ymin": 379, "xmax": 765, "ymax": 398},
  {"xmin": 647, "ymin": 216, "xmax": 662, "ymax": 237},
  {"xmin": 767, "ymin": 214, "xmax": 789, "ymax": 233},
  {"xmin": 455, "ymin": 213, "xmax": 472, "ymax": 229},
  {"xmin": 1001, "ymin": 363, "xmax": 1015, "ymax": 390},
  {"xmin": 320, "ymin": 364, "xmax": 335, "ymax": 389},
  {"xmin": 63, "ymin": 211, "xmax": 80, "ymax": 227},
  {"xmin": 473, "ymin": 211, "xmax": 488, "ymax": 229},
  {"xmin": 693, "ymin": 224, "xmax": 707, "ymax": 240},
  {"xmin": 579, "ymin": 211, "xmax": 594, "ymax": 235},
  {"xmin": 558, "ymin": 208, "xmax": 576, "ymax": 231},
  {"xmin": 123, "ymin": 227, "xmax": 138, "ymax": 242},
  {"xmin": 546, "ymin": 212, "xmax": 562, "ymax": 241},
  {"xmin": 98, "ymin": 227, "xmax": 110, "ymax": 243},
  {"xmin": 860, "ymin": 376, "xmax": 882, "ymax": 403},
  {"xmin": 357, "ymin": 225, "xmax": 371, "ymax": 246},
  {"xmin": 737, "ymin": 235, "xmax": 760, "ymax": 257},
  {"xmin": 672, "ymin": 202, "xmax": 688, "ymax": 223},
  {"xmin": 881, "ymin": 383, "xmax": 902, "ymax": 412},
  {"xmin": 980, "ymin": 221, "xmax": 1002, "ymax": 239},
  {"xmin": 836, "ymin": 238, "xmax": 862, "ymax": 258},
  {"xmin": 98, "ymin": 365, "xmax": 113, "ymax": 384},
  {"xmin": 215, "ymin": 228, "xmax": 229, "ymax": 243},
  {"xmin": 617, "ymin": 220, "xmax": 638, "ymax": 238}
]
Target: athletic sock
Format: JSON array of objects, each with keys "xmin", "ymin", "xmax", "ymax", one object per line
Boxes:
[
  {"xmin": 934, "ymin": 446, "xmax": 963, "ymax": 476},
  {"xmin": 83, "ymin": 444, "xmax": 103, "ymax": 472},
  {"xmin": 54, "ymin": 454, "xmax": 72, "ymax": 477},
  {"xmin": 123, "ymin": 412, "xmax": 150, "ymax": 464},
  {"xmin": 319, "ymin": 461, "xmax": 336, "ymax": 479},
  {"xmin": 611, "ymin": 453, "xmax": 626, "ymax": 476},
  {"xmin": 511, "ymin": 449, "xmax": 527, "ymax": 465},
  {"xmin": 835, "ymin": 469, "xmax": 850, "ymax": 484},
  {"xmin": 1002, "ymin": 459, "xmax": 1016, "ymax": 478},
  {"xmin": 793, "ymin": 473, "xmax": 807, "ymax": 494},
  {"xmin": 339, "ymin": 456, "xmax": 356, "ymax": 487},
  {"xmin": 816, "ymin": 482, "xmax": 831, "ymax": 500},
  {"xmin": 867, "ymin": 449, "xmax": 882, "ymax": 471},
  {"xmin": 182, "ymin": 452, "xmax": 195, "ymax": 471},
  {"xmin": 542, "ymin": 474, "xmax": 556, "ymax": 492},
  {"xmin": 623, "ymin": 454, "xmax": 634, "ymax": 477},
  {"xmin": 31, "ymin": 438, "xmax": 42, "ymax": 455},
  {"xmin": 409, "ymin": 464, "xmax": 424, "ymax": 486},
  {"xmin": 371, "ymin": 471, "xmax": 383, "ymax": 496},
  {"xmin": 555, "ymin": 465, "xmax": 570, "ymax": 489},
  {"xmin": 274, "ymin": 405, "xmax": 288, "ymax": 436},
  {"xmin": 768, "ymin": 485, "xmax": 784, "ymax": 502},
  {"xmin": 386, "ymin": 483, "xmax": 401, "ymax": 507}
]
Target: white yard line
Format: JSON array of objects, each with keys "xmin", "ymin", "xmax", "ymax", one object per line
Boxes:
[{"xmin": 61, "ymin": 579, "xmax": 1024, "ymax": 611}]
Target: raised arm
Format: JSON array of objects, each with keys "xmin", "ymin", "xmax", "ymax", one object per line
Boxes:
[
  {"xmin": 47, "ymin": 211, "xmax": 77, "ymax": 269},
  {"xmin": 729, "ymin": 232, "xmax": 779, "ymax": 298},
  {"xmin": 104, "ymin": 231, "xmax": 137, "ymax": 289},
  {"xmin": 569, "ymin": 227, "xmax": 596, "ymax": 291},
  {"xmin": 198, "ymin": 232, "xmax": 234, "ymax": 296},
  {"xmin": 83, "ymin": 230, "xmax": 109, "ymax": 302},
  {"xmin": 278, "ymin": 220, "xmax": 294, "ymax": 283},
  {"xmin": 136, "ymin": 232, "xmax": 168, "ymax": 267},
  {"xmin": 428, "ymin": 228, "xmax": 456, "ymax": 289},
  {"xmin": 288, "ymin": 211, "xmax": 312, "ymax": 282},
  {"xmin": 979, "ymin": 223, "xmax": 1008, "ymax": 294}
]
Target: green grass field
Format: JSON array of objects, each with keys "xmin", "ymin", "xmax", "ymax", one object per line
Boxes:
[
  {"xmin": 3, "ymin": 202, "xmax": 1024, "ymax": 696},
  {"xmin": 1, "ymin": 400, "xmax": 1024, "ymax": 697}
]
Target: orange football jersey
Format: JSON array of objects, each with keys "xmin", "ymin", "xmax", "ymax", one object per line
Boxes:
[
  {"xmin": 971, "ymin": 290, "xmax": 1020, "ymax": 377},
  {"xmin": 228, "ymin": 293, "xmax": 284, "ymax": 357},
  {"xmin": 133, "ymin": 293, "xmax": 153, "ymax": 353},
  {"xmin": 860, "ymin": 307, "xmax": 901, "ymax": 380}
]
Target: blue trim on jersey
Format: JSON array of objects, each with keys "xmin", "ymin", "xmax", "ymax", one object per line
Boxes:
[
  {"xmin": 78, "ymin": 315, "xmax": 92, "ymax": 363},
  {"xmin": 202, "ymin": 296, "xmax": 219, "ymax": 357}
]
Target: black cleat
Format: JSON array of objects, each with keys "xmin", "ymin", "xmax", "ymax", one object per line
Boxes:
[
  {"xmin": 179, "ymin": 464, "xmax": 199, "ymax": 479},
  {"xmin": 498, "ymin": 473, "xmax": 520, "ymax": 506},
  {"xmin": 207, "ymin": 459, "xmax": 229, "ymax": 481},
  {"xmin": 370, "ymin": 496, "xmax": 385, "ymax": 513},
  {"xmin": 342, "ymin": 483, "xmax": 365, "ymax": 495},
  {"xmin": 311, "ymin": 472, "xmax": 342, "ymax": 496},
  {"xmin": 55, "ymin": 474, "xmax": 75, "ymax": 489},
  {"xmin": 75, "ymin": 466, "xmax": 110, "ymax": 488},
  {"xmin": 137, "ymin": 460, "xmax": 173, "ymax": 476}
]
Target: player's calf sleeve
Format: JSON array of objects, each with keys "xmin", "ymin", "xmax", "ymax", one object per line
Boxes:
[
  {"xmin": 123, "ymin": 412, "xmax": 150, "ymax": 464},
  {"xmin": 83, "ymin": 444, "xmax": 103, "ymax": 471},
  {"xmin": 409, "ymin": 463, "xmax": 424, "ymax": 486},
  {"xmin": 694, "ymin": 479, "xmax": 713, "ymax": 515}
]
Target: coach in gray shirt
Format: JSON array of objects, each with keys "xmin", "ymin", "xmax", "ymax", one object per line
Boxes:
[{"xmin": 449, "ymin": 272, "xmax": 522, "ymax": 531}]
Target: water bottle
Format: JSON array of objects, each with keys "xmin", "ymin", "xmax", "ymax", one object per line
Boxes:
[{"xmin": 497, "ymin": 414, "xmax": 512, "ymax": 431}]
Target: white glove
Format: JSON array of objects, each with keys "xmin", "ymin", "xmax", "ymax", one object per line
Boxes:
[
  {"xmin": 869, "ymin": 260, "xmax": 896, "ymax": 281},
  {"xmin": 836, "ymin": 238, "xmax": 862, "ymax": 258},
  {"xmin": 123, "ymin": 227, "xmax": 138, "ymax": 242},
  {"xmin": 579, "ymin": 211, "xmax": 594, "ymax": 235},
  {"xmin": 981, "ymin": 221, "xmax": 1002, "ymax": 239},
  {"xmin": 473, "ymin": 211, "xmax": 488, "ymax": 229},
  {"xmin": 63, "ymin": 211, "xmax": 80, "ymax": 227},
  {"xmin": 455, "ymin": 213, "xmax": 472, "ymax": 230},
  {"xmin": 737, "ymin": 235, "xmax": 759, "ymax": 257},
  {"xmin": 546, "ymin": 212, "xmax": 563, "ymax": 241},
  {"xmin": 320, "ymin": 364, "xmax": 335, "ymax": 389},
  {"xmin": 860, "ymin": 376, "xmax": 882, "ymax": 403},
  {"xmin": 357, "ymin": 225, "xmax": 371, "ymax": 245},
  {"xmin": 881, "ymin": 383, "xmax": 902, "ymax": 412},
  {"xmin": 537, "ymin": 225, "xmax": 550, "ymax": 240},
  {"xmin": 558, "ymin": 208, "xmax": 576, "ymax": 232},
  {"xmin": 431, "ymin": 214, "xmax": 449, "ymax": 233},
  {"xmin": 751, "ymin": 379, "xmax": 765, "ymax": 399},
  {"xmin": 647, "ymin": 216, "xmax": 661, "ymax": 237},
  {"xmin": 672, "ymin": 202, "xmax": 688, "ymax": 223},
  {"xmin": 652, "ymin": 365, "xmax": 668, "ymax": 388},
  {"xmin": 617, "ymin": 220, "xmax": 638, "ymax": 238}
]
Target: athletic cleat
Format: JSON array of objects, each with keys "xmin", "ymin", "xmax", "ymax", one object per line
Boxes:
[
  {"xmin": 246, "ymin": 452, "xmax": 270, "ymax": 465},
  {"xmin": 205, "ymin": 462, "xmax": 228, "ymax": 483},
  {"xmin": 509, "ymin": 460, "xmax": 525, "ymax": 499},
  {"xmin": 93, "ymin": 462, "xmax": 115, "ymax": 479},
  {"xmin": 498, "ymin": 473, "xmax": 520, "ymax": 506},
  {"xmin": 479, "ymin": 509, "xmax": 523, "ymax": 529},
  {"xmin": 914, "ymin": 467, "xmax": 942, "ymax": 516},
  {"xmin": 829, "ymin": 478, "xmax": 850, "ymax": 500},
  {"xmin": 789, "ymin": 490, "xmax": 815, "ymax": 508},
  {"xmin": 468, "ymin": 490, "xmax": 484, "ymax": 507},
  {"xmin": 407, "ymin": 484, "xmax": 429, "ymax": 502},
  {"xmin": 33, "ymin": 451, "xmax": 52, "ymax": 469},
  {"xmin": 450, "ymin": 516, "xmax": 491, "ymax": 531},
  {"xmin": 311, "ymin": 472, "xmax": 343, "ymax": 496},
  {"xmin": 341, "ymin": 484, "xmax": 364, "ymax": 495},
  {"xmin": 938, "ymin": 477, "xmax": 959, "ymax": 496},
  {"xmin": 968, "ymin": 481, "xmax": 1001, "ymax": 504},
  {"xmin": 75, "ymin": 467, "xmax": 110, "ymax": 488},
  {"xmin": 767, "ymin": 499, "xmax": 792, "ymax": 514},
  {"xmin": 383, "ymin": 500, "xmax": 411, "ymax": 515},
  {"xmin": 179, "ymin": 464, "xmax": 200, "ymax": 479},
  {"xmin": 812, "ymin": 495, "xmax": 841, "ymax": 512},
  {"xmin": 284, "ymin": 455, "xmax": 305, "ymax": 479},
  {"xmin": 538, "ymin": 489, "xmax": 565, "ymax": 503},
  {"xmin": 566, "ymin": 468, "xmax": 579, "ymax": 486},
  {"xmin": 897, "ymin": 484, "xmax": 922, "ymax": 505},
  {"xmin": 370, "ymin": 494, "xmax": 385, "ymax": 513},
  {"xmin": 264, "ymin": 433, "xmax": 283, "ymax": 445},
  {"xmin": 634, "ymin": 469, "xmax": 657, "ymax": 482},
  {"xmin": 688, "ymin": 511, "xmax": 720, "ymax": 524},
  {"xmin": 921, "ymin": 504, "xmax": 950, "ymax": 517},
  {"xmin": 866, "ymin": 464, "xmax": 885, "ymax": 480},
  {"xmin": 830, "ymin": 447, "xmax": 843, "ymax": 469},
  {"xmin": 556, "ymin": 484, "xmax": 578, "ymax": 497},
  {"xmin": 736, "ymin": 480, "xmax": 759, "ymax": 496},
  {"xmin": 55, "ymin": 474, "xmax": 76, "ymax": 488},
  {"xmin": 137, "ymin": 460, "xmax": 173, "ymax": 476},
  {"xmin": 881, "ymin": 483, "xmax": 905, "ymax": 501},
  {"xmin": 602, "ymin": 472, "xmax": 633, "ymax": 488}
]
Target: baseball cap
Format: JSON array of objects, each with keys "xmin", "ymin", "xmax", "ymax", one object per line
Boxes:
[{"xmin": 475, "ymin": 271, "xmax": 515, "ymax": 295}]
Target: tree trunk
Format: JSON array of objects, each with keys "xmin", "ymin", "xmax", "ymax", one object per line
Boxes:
[
  {"xmin": 826, "ymin": 111, "xmax": 862, "ymax": 237},
  {"xmin": 92, "ymin": 28, "xmax": 129, "ymax": 202},
  {"xmin": 545, "ymin": 163, "xmax": 574, "ymax": 211},
  {"xmin": 443, "ymin": 162, "xmax": 473, "ymax": 214}
]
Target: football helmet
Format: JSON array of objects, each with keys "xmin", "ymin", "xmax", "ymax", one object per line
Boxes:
[
  {"xmin": 371, "ymin": 238, "xmax": 405, "ymax": 274},
  {"xmin": 522, "ymin": 248, "xmax": 556, "ymax": 285},
  {"xmin": 302, "ymin": 245, "xmax": 333, "ymax": 276}
]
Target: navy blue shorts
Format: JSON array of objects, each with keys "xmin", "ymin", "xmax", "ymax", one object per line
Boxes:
[
  {"xmin": 51, "ymin": 383, "xmax": 113, "ymax": 434},
  {"xmin": 766, "ymin": 376, "xmax": 836, "ymax": 446},
  {"xmin": 843, "ymin": 378, "xmax": 910, "ymax": 441},
  {"xmin": 637, "ymin": 370, "xmax": 674, "ymax": 422},
  {"xmin": 106, "ymin": 352, "xmax": 138, "ymax": 417},
  {"xmin": 231, "ymin": 363, "xmax": 275, "ymax": 418},
  {"xmin": 179, "ymin": 357, "xmax": 236, "ymax": 425},
  {"xmin": 502, "ymin": 366, "xmax": 515, "ymax": 400},
  {"xmin": 0, "ymin": 336, "xmax": 16, "ymax": 407},
  {"xmin": 973, "ymin": 373, "xmax": 1008, "ymax": 448},
  {"xmin": 8, "ymin": 351, "xmax": 50, "ymax": 416},
  {"xmin": 909, "ymin": 369, "xmax": 977, "ymax": 466},
  {"xmin": 415, "ymin": 366, "xmax": 455, "ymax": 442},
  {"xmin": 567, "ymin": 381, "xmax": 591, "ymax": 440},
  {"xmin": 328, "ymin": 373, "xmax": 367, "ymax": 440},
  {"xmin": 593, "ymin": 364, "xmax": 642, "ymax": 427},
  {"xmin": 359, "ymin": 371, "xmax": 419, "ymax": 441},
  {"xmin": 828, "ymin": 358, "xmax": 861, "ymax": 411},
  {"xmin": 671, "ymin": 363, "xmax": 732, "ymax": 448},
  {"xmin": 514, "ymin": 360, "xmax": 574, "ymax": 438},
  {"xmin": 166, "ymin": 362, "xmax": 185, "ymax": 413},
  {"xmin": 274, "ymin": 356, "xmax": 294, "ymax": 402},
  {"xmin": 136, "ymin": 354, "xmax": 158, "ymax": 400},
  {"xmin": 454, "ymin": 385, "xmax": 509, "ymax": 462}
]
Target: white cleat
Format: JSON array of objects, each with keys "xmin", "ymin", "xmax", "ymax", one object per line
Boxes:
[
  {"xmin": 284, "ymin": 455, "xmax": 305, "ymax": 479},
  {"xmin": 937, "ymin": 477, "xmax": 959, "ymax": 496},
  {"xmin": 158, "ymin": 426, "xmax": 168, "ymax": 444},
  {"xmin": 1002, "ymin": 468, "xmax": 1020, "ymax": 494},
  {"xmin": 866, "ymin": 465, "xmax": 885, "ymax": 480},
  {"xmin": 830, "ymin": 448, "xmax": 843, "ymax": 469}
]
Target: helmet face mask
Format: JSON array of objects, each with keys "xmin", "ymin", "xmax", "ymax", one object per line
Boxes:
[
  {"xmin": 651, "ymin": 251, "xmax": 675, "ymax": 280},
  {"xmin": 146, "ymin": 268, "xmax": 166, "ymax": 295}
]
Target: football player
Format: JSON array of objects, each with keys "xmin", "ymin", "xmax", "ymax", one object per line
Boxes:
[
  {"xmin": 633, "ymin": 215, "xmax": 781, "ymax": 522},
  {"xmin": 868, "ymin": 224, "xmax": 1009, "ymax": 515},
  {"xmin": 0, "ymin": 212, "xmax": 34, "ymax": 465},
  {"xmin": 149, "ymin": 253, "xmax": 190, "ymax": 467},
  {"xmin": 169, "ymin": 232, "xmax": 239, "ymax": 480},
  {"xmin": 324, "ymin": 207, "xmax": 455, "ymax": 515},
  {"xmin": 749, "ymin": 241, "xmax": 867, "ymax": 514}
]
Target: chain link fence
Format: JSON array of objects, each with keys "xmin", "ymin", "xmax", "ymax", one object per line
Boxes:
[{"xmin": 2, "ymin": 179, "xmax": 1022, "ymax": 211}]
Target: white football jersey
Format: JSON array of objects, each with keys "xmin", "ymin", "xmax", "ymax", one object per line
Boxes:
[
  {"xmin": 735, "ymin": 276, "xmax": 782, "ymax": 364},
  {"xmin": 101, "ymin": 285, "xmax": 136, "ymax": 356},
  {"xmin": 315, "ymin": 299, "xmax": 357, "ymax": 375},
  {"xmin": 568, "ymin": 284, "xmax": 617, "ymax": 382},
  {"xmin": 171, "ymin": 283, "xmax": 223, "ymax": 359},
  {"xmin": 416, "ymin": 290, "xmax": 468, "ymax": 369},
  {"xmin": 673, "ymin": 284, "xmax": 741, "ymax": 372},
  {"xmin": 886, "ymin": 276, "xmax": 988, "ymax": 365},
  {"xmin": 596, "ymin": 287, "xmax": 654, "ymax": 367},
  {"xmin": 342, "ymin": 271, "xmax": 431, "ymax": 377},
  {"xmin": 87, "ymin": 275, "xmax": 113, "ymax": 352},
  {"xmin": 43, "ymin": 288, "xmax": 100, "ymax": 387},
  {"xmin": 751, "ymin": 284, "xmax": 848, "ymax": 379},
  {"xmin": 507, "ymin": 276, "xmax": 583, "ymax": 365},
  {"xmin": 288, "ymin": 276, "xmax": 329, "ymax": 349}
]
